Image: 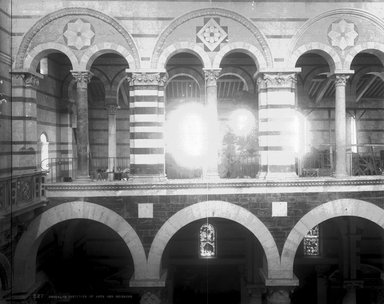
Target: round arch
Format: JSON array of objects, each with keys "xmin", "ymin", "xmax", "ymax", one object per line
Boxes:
[
  {"xmin": 111, "ymin": 68, "xmax": 129, "ymax": 105},
  {"xmin": 23, "ymin": 42, "xmax": 78, "ymax": 71},
  {"xmin": 344, "ymin": 42, "xmax": 384, "ymax": 70},
  {"xmin": 13, "ymin": 201, "xmax": 147, "ymax": 293},
  {"xmin": 80, "ymin": 42, "xmax": 137, "ymax": 71},
  {"xmin": 146, "ymin": 200, "xmax": 280, "ymax": 280},
  {"xmin": 212, "ymin": 42, "xmax": 268, "ymax": 71},
  {"xmin": 288, "ymin": 42, "xmax": 342, "ymax": 72},
  {"xmin": 219, "ymin": 66, "xmax": 255, "ymax": 92},
  {"xmin": 151, "ymin": 8, "xmax": 272, "ymax": 69},
  {"xmin": 155, "ymin": 42, "xmax": 211, "ymax": 70},
  {"xmin": 281, "ymin": 199, "xmax": 384, "ymax": 278},
  {"xmin": 166, "ymin": 67, "xmax": 205, "ymax": 91},
  {"xmin": 14, "ymin": 7, "xmax": 140, "ymax": 70}
]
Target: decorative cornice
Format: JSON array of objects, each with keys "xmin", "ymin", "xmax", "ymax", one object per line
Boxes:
[
  {"xmin": 151, "ymin": 8, "xmax": 272, "ymax": 69},
  {"xmin": 204, "ymin": 68, "xmax": 221, "ymax": 86},
  {"xmin": 127, "ymin": 72, "xmax": 168, "ymax": 87},
  {"xmin": 257, "ymin": 72, "xmax": 297, "ymax": 90},
  {"xmin": 14, "ymin": 7, "xmax": 140, "ymax": 70},
  {"xmin": 71, "ymin": 70, "xmax": 93, "ymax": 89}
]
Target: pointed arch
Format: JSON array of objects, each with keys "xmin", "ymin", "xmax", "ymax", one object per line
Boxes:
[
  {"xmin": 146, "ymin": 201, "xmax": 279, "ymax": 281},
  {"xmin": 281, "ymin": 199, "xmax": 384, "ymax": 279},
  {"xmin": 13, "ymin": 201, "xmax": 146, "ymax": 293}
]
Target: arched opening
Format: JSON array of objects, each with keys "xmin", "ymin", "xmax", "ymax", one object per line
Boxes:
[
  {"xmin": 40, "ymin": 133, "xmax": 49, "ymax": 170},
  {"xmin": 162, "ymin": 218, "xmax": 266, "ymax": 304},
  {"xmin": 218, "ymin": 52, "xmax": 258, "ymax": 178},
  {"xmin": 33, "ymin": 51, "xmax": 74, "ymax": 182},
  {"xmin": 349, "ymin": 52, "xmax": 384, "ymax": 176},
  {"xmin": 164, "ymin": 52, "xmax": 205, "ymax": 179},
  {"xmin": 36, "ymin": 219, "xmax": 136, "ymax": 299},
  {"xmin": 295, "ymin": 52, "xmax": 335, "ymax": 177},
  {"xmin": 88, "ymin": 53, "xmax": 130, "ymax": 180},
  {"xmin": 291, "ymin": 216, "xmax": 384, "ymax": 304}
]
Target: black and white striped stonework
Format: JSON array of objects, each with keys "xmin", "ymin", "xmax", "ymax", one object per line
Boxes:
[
  {"xmin": 127, "ymin": 71, "xmax": 167, "ymax": 180},
  {"xmin": 257, "ymin": 72, "xmax": 298, "ymax": 178}
]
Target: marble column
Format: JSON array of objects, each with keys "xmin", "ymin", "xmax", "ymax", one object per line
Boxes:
[
  {"xmin": 107, "ymin": 104, "xmax": 118, "ymax": 181},
  {"xmin": 11, "ymin": 71, "xmax": 43, "ymax": 175},
  {"xmin": 256, "ymin": 71, "xmax": 299, "ymax": 179},
  {"xmin": 334, "ymin": 73, "xmax": 351, "ymax": 178},
  {"xmin": 203, "ymin": 68, "xmax": 221, "ymax": 179},
  {"xmin": 266, "ymin": 288, "xmax": 291, "ymax": 304},
  {"xmin": 71, "ymin": 70, "xmax": 93, "ymax": 181}
]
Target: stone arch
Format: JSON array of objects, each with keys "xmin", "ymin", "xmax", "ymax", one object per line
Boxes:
[
  {"xmin": 219, "ymin": 66, "xmax": 255, "ymax": 92},
  {"xmin": 14, "ymin": 7, "xmax": 140, "ymax": 70},
  {"xmin": 281, "ymin": 199, "xmax": 384, "ymax": 279},
  {"xmin": 212, "ymin": 42, "xmax": 268, "ymax": 71},
  {"xmin": 80, "ymin": 42, "xmax": 137, "ymax": 71},
  {"xmin": 344, "ymin": 42, "xmax": 384, "ymax": 70},
  {"xmin": 288, "ymin": 42, "xmax": 342, "ymax": 72},
  {"xmin": 146, "ymin": 200, "xmax": 279, "ymax": 280},
  {"xmin": 350, "ymin": 66, "xmax": 384, "ymax": 100},
  {"xmin": 155, "ymin": 42, "xmax": 211, "ymax": 70},
  {"xmin": 111, "ymin": 68, "xmax": 128, "ymax": 101},
  {"xmin": 23, "ymin": 42, "xmax": 78, "ymax": 71},
  {"xmin": 0, "ymin": 253, "xmax": 11, "ymax": 290},
  {"xmin": 13, "ymin": 201, "xmax": 147, "ymax": 293},
  {"xmin": 151, "ymin": 8, "xmax": 272, "ymax": 69}
]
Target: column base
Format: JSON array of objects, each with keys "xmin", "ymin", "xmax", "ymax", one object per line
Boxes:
[{"xmin": 128, "ymin": 174, "xmax": 167, "ymax": 183}]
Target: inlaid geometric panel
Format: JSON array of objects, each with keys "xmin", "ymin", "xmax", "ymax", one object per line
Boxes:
[
  {"xmin": 304, "ymin": 225, "xmax": 320, "ymax": 256},
  {"xmin": 63, "ymin": 18, "xmax": 95, "ymax": 50},
  {"xmin": 328, "ymin": 19, "xmax": 358, "ymax": 51},
  {"xmin": 196, "ymin": 18, "xmax": 228, "ymax": 52},
  {"xmin": 199, "ymin": 223, "xmax": 216, "ymax": 258}
]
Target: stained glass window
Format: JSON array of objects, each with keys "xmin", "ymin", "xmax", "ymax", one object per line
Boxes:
[
  {"xmin": 304, "ymin": 225, "xmax": 320, "ymax": 256},
  {"xmin": 199, "ymin": 223, "xmax": 216, "ymax": 258}
]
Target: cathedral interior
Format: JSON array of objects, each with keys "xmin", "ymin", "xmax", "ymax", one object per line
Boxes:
[{"xmin": 2, "ymin": 0, "xmax": 384, "ymax": 303}]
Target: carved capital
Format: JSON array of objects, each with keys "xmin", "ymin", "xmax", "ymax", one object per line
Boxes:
[
  {"xmin": 257, "ymin": 72, "xmax": 297, "ymax": 90},
  {"xmin": 12, "ymin": 72, "xmax": 41, "ymax": 88},
  {"xmin": 106, "ymin": 104, "xmax": 119, "ymax": 115},
  {"xmin": 71, "ymin": 70, "xmax": 93, "ymax": 89},
  {"xmin": 334, "ymin": 74, "xmax": 350, "ymax": 87},
  {"xmin": 127, "ymin": 72, "xmax": 168, "ymax": 87},
  {"xmin": 140, "ymin": 291, "xmax": 161, "ymax": 304},
  {"xmin": 204, "ymin": 68, "xmax": 221, "ymax": 87},
  {"xmin": 266, "ymin": 288, "xmax": 293, "ymax": 304}
]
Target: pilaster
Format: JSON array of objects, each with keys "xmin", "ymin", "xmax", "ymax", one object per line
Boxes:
[
  {"xmin": 256, "ymin": 71, "xmax": 299, "ymax": 179},
  {"xmin": 126, "ymin": 69, "xmax": 168, "ymax": 182},
  {"xmin": 10, "ymin": 71, "xmax": 43, "ymax": 175}
]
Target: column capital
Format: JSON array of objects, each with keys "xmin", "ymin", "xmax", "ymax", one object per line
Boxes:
[
  {"xmin": 256, "ymin": 72, "xmax": 297, "ymax": 90},
  {"xmin": 106, "ymin": 104, "xmax": 119, "ymax": 114},
  {"xmin": 11, "ymin": 70, "xmax": 43, "ymax": 88},
  {"xmin": 71, "ymin": 70, "xmax": 93, "ymax": 89},
  {"xmin": 203, "ymin": 68, "xmax": 222, "ymax": 86},
  {"xmin": 266, "ymin": 287, "xmax": 293, "ymax": 304},
  {"xmin": 126, "ymin": 70, "xmax": 168, "ymax": 86}
]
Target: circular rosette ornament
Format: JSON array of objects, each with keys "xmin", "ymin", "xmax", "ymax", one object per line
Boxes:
[
  {"xmin": 328, "ymin": 19, "xmax": 358, "ymax": 51},
  {"xmin": 63, "ymin": 18, "xmax": 95, "ymax": 50}
]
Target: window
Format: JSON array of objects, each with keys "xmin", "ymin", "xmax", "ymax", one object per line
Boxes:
[
  {"xmin": 199, "ymin": 223, "xmax": 216, "ymax": 258},
  {"xmin": 303, "ymin": 225, "xmax": 320, "ymax": 256},
  {"xmin": 40, "ymin": 133, "xmax": 49, "ymax": 170}
]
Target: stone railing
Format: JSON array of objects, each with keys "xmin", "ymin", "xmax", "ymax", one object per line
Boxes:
[{"xmin": 0, "ymin": 171, "xmax": 46, "ymax": 217}]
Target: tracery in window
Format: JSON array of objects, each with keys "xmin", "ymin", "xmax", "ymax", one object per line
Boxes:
[
  {"xmin": 304, "ymin": 225, "xmax": 319, "ymax": 256},
  {"xmin": 199, "ymin": 223, "xmax": 216, "ymax": 258}
]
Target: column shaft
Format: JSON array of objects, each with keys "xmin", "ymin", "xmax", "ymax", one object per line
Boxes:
[
  {"xmin": 203, "ymin": 68, "xmax": 221, "ymax": 179},
  {"xmin": 107, "ymin": 105, "xmax": 118, "ymax": 180},
  {"xmin": 71, "ymin": 71, "xmax": 93, "ymax": 181},
  {"xmin": 257, "ymin": 72, "xmax": 298, "ymax": 179},
  {"xmin": 334, "ymin": 74, "xmax": 350, "ymax": 177}
]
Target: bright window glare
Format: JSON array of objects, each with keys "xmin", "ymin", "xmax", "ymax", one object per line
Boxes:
[
  {"xmin": 228, "ymin": 109, "xmax": 255, "ymax": 136},
  {"xmin": 165, "ymin": 103, "xmax": 209, "ymax": 168}
]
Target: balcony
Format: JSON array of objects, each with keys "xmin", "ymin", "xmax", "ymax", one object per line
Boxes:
[{"xmin": 0, "ymin": 171, "xmax": 47, "ymax": 218}]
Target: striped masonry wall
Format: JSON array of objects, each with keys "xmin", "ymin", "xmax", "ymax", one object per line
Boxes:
[
  {"xmin": 257, "ymin": 72, "xmax": 298, "ymax": 177},
  {"xmin": 128, "ymin": 72, "xmax": 167, "ymax": 178}
]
